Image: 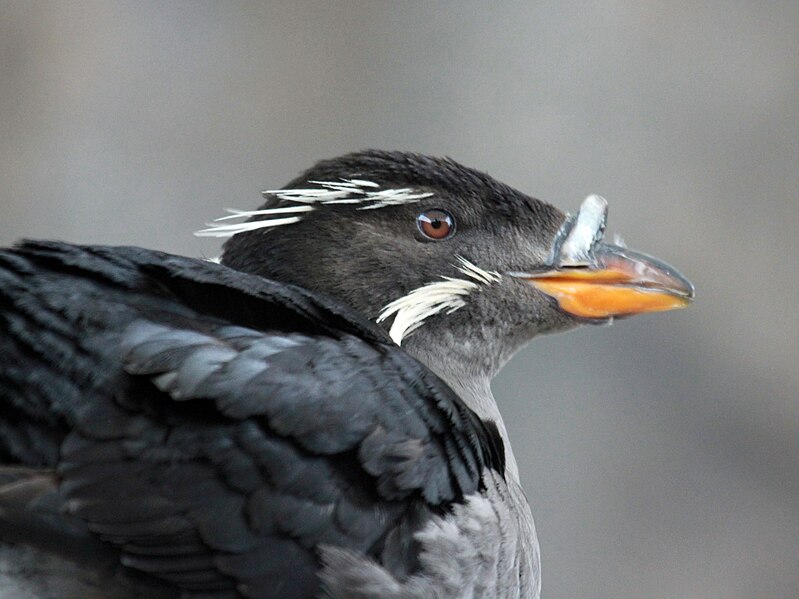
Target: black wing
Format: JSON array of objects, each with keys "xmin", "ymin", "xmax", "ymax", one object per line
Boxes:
[{"xmin": 0, "ymin": 241, "xmax": 504, "ymax": 598}]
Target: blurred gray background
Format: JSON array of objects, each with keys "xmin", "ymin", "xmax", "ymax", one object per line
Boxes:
[{"xmin": 1, "ymin": 2, "xmax": 797, "ymax": 598}]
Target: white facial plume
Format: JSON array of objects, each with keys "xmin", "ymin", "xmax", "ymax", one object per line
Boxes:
[
  {"xmin": 196, "ymin": 179, "xmax": 433, "ymax": 238},
  {"xmin": 377, "ymin": 256, "xmax": 501, "ymax": 345}
]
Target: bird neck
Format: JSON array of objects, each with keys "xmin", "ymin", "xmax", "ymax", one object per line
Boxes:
[{"xmin": 401, "ymin": 334, "xmax": 521, "ymax": 481}]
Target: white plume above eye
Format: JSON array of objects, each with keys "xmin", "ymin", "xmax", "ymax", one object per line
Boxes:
[
  {"xmin": 377, "ymin": 256, "xmax": 501, "ymax": 345},
  {"xmin": 195, "ymin": 205, "xmax": 314, "ymax": 237},
  {"xmin": 195, "ymin": 179, "xmax": 434, "ymax": 238}
]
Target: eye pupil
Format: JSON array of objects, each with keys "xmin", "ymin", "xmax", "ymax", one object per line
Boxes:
[{"xmin": 417, "ymin": 209, "xmax": 455, "ymax": 240}]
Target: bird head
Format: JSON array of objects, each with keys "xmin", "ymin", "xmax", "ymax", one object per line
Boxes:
[{"xmin": 208, "ymin": 151, "xmax": 693, "ymax": 381}]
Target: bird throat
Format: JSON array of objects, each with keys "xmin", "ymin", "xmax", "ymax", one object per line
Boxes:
[{"xmin": 400, "ymin": 328, "xmax": 522, "ymax": 481}]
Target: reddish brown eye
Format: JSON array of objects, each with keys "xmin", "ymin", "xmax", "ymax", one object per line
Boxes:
[{"xmin": 417, "ymin": 209, "xmax": 455, "ymax": 240}]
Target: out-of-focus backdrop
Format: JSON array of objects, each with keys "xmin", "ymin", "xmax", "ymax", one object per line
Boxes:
[{"xmin": 1, "ymin": 2, "xmax": 797, "ymax": 598}]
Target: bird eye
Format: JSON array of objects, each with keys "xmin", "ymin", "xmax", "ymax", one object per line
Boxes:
[{"xmin": 417, "ymin": 209, "xmax": 455, "ymax": 240}]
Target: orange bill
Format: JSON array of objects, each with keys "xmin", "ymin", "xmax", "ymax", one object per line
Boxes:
[{"xmin": 522, "ymin": 245, "xmax": 694, "ymax": 319}]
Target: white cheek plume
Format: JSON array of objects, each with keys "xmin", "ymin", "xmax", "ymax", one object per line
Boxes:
[
  {"xmin": 376, "ymin": 256, "xmax": 501, "ymax": 345},
  {"xmin": 377, "ymin": 278, "xmax": 478, "ymax": 346}
]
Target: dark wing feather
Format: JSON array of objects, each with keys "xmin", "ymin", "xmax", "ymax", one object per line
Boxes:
[{"xmin": 0, "ymin": 241, "xmax": 504, "ymax": 597}]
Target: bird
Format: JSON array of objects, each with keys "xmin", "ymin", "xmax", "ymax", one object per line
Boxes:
[{"xmin": 0, "ymin": 150, "xmax": 693, "ymax": 599}]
